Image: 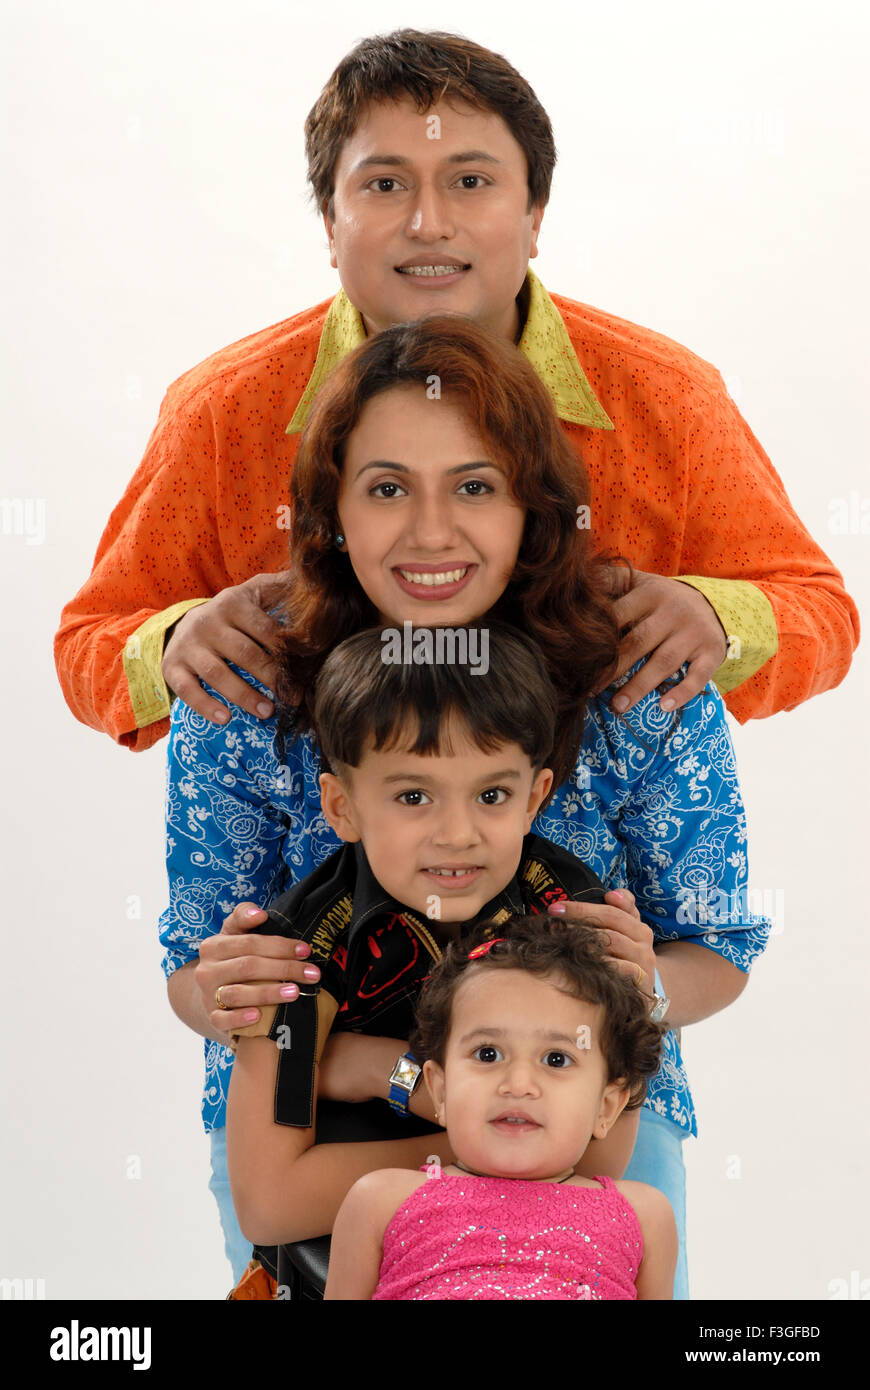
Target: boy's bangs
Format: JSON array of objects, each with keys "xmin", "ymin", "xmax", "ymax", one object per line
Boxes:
[{"xmin": 372, "ymin": 702, "xmax": 510, "ymax": 762}]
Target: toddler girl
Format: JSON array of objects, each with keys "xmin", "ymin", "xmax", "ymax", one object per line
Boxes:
[{"xmin": 324, "ymin": 916, "xmax": 677, "ymax": 1300}]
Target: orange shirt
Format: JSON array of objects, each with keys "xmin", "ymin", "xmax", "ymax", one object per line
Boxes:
[{"xmin": 54, "ymin": 271, "xmax": 858, "ymax": 751}]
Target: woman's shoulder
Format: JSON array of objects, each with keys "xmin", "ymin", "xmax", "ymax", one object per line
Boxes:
[
  {"xmin": 167, "ymin": 661, "xmax": 318, "ymax": 776},
  {"xmin": 585, "ymin": 657, "xmax": 727, "ymax": 757},
  {"xmin": 168, "ymin": 663, "xmax": 277, "ymax": 741}
]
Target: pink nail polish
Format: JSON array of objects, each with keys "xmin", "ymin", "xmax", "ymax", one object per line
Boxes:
[
  {"xmin": 548, "ymin": 902, "xmax": 567, "ymax": 915},
  {"xmin": 280, "ymin": 985, "xmax": 298, "ymax": 1000},
  {"xmin": 243, "ymin": 1010, "xmax": 259, "ymax": 1022},
  {"xmin": 302, "ymin": 966, "xmax": 320, "ymax": 980}
]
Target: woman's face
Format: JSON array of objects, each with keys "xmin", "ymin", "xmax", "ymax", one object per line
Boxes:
[{"xmin": 337, "ymin": 384, "xmax": 526, "ymax": 626}]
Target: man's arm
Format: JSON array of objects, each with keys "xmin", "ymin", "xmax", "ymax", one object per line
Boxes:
[
  {"xmin": 54, "ymin": 389, "xmax": 229, "ymax": 748},
  {"xmin": 595, "ymin": 378, "xmax": 858, "ymax": 721},
  {"xmin": 53, "ymin": 372, "xmax": 294, "ymax": 747},
  {"xmin": 679, "ymin": 384, "xmax": 858, "ymax": 721}
]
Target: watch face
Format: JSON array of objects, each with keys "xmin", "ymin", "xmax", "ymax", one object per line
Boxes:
[
  {"xmin": 393, "ymin": 1057, "xmax": 419, "ymax": 1089},
  {"xmin": 651, "ymin": 995, "xmax": 670, "ymax": 1022}
]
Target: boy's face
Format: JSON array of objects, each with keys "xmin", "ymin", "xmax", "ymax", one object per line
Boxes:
[
  {"xmin": 423, "ymin": 968, "xmax": 629, "ymax": 1181},
  {"xmin": 323, "ymin": 95, "xmax": 545, "ymax": 342},
  {"xmin": 319, "ymin": 719, "xmax": 553, "ymax": 925}
]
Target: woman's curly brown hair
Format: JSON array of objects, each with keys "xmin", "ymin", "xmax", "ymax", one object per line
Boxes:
[
  {"xmin": 274, "ymin": 314, "xmax": 622, "ymax": 788},
  {"xmin": 409, "ymin": 914, "xmax": 665, "ymax": 1110}
]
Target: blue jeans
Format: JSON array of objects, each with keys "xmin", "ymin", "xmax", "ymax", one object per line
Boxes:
[
  {"xmin": 624, "ymin": 1108, "xmax": 689, "ymax": 1300},
  {"xmin": 209, "ymin": 1106, "xmax": 690, "ymax": 1297},
  {"xmin": 208, "ymin": 1124, "xmax": 255, "ymax": 1286}
]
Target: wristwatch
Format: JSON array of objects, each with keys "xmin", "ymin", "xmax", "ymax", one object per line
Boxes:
[
  {"xmin": 650, "ymin": 968, "xmax": 671, "ymax": 1024},
  {"xmin": 388, "ymin": 1052, "xmax": 423, "ymax": 1116}
]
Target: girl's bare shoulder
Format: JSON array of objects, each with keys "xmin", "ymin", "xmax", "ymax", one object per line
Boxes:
[
  {"xmin": 612, "ymin": 1180, "xmax": 676, "ymax": 1230},
  {"xmin": 346, "ymin": 1166, "xmax": 433, "ymax": 1217}
]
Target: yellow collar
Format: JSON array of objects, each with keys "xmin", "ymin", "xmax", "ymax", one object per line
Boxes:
[{"xmin": 286, "ymin": 268, "xmax": 613, "ymax": 434}]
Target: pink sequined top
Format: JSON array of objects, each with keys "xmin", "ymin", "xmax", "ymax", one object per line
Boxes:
[{"xmin": 371, "ymin": 1170, "xmax": 642, "ymax": 1301}]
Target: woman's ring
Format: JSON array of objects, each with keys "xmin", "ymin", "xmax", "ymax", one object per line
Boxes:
[
  {"xmin": 634, "ymin": 965, "xmax": 646, "ymax": 986},
  {"xmin": 215, "ymin": 986, "xmax": 230, "ymax": 1010}
]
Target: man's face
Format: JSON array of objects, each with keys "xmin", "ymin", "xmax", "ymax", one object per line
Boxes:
[
  {"xmin": 318, "ymin": 720, "xmax": 553, "ymax": 925},
  {"xmin": 324, "ymin": 96, "xmax": 545, "ymax": 341}
]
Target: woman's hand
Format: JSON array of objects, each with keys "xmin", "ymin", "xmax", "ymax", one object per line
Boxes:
[
  {"xmin": 548, "ymin": 890, "xmax": 657, "ymax": 1001},
  {"xmin": 193, "ymin": 901, "xmax": 321, "ymax": 1040}
]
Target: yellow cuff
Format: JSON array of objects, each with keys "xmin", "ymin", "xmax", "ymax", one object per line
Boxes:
[
  {"xmin": 675, "ymin": 577, "xmax": 778, "ymax": 693},
  {"xmin": 122, "ymin": 598, "xmax": 210, "ymax": 728}
]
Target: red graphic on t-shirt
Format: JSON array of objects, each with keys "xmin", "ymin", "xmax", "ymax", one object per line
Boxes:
[{"xmin": 355, "ymin": 919, "xmax": 421, "ymax": 1001}]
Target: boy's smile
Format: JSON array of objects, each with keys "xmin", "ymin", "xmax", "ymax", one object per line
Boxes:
[
  {"xmin": 318, "ymin": 718, "xmax": 553, "ymax": 927},
  {"xmin": 324, "ymin": 95, "xmax": 544, "ymax": 341}
]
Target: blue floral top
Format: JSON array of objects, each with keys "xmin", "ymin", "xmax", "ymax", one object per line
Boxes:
[{"xmin": 158, "ymin": 666, "xmax": 770, "ymax": 1138}]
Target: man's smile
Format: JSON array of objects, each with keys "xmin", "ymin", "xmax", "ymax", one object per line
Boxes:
[{"xmin": 395, "ymin": 256, "xmax": 472, "ymax": 277}]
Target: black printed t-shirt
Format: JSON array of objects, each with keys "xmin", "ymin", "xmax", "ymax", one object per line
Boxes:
[{"xmin": 255, "ymin": 832, "xmax": 607, "ymax": 1127}]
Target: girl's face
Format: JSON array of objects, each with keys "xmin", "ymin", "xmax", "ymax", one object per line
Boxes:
[
  {"xmin": 424, "ymin": 967, "xmax": 628, "ymax": 1182},
  {"xmin": 337, "ymin": 384, "xmax": 526, "ymax": 626}
]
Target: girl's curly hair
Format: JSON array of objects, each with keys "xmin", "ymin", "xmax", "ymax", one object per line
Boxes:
[{"xmin": 410, "ymin": 914, "xmax": 665, "ymax": 1109}]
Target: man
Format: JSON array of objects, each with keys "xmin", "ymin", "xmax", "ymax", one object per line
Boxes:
[{"xmin": 54, "ymin": 30, "xmax": 858, "ymax": 750}]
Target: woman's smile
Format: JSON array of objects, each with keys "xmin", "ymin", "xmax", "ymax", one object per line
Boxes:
[{"xmin": 391, "ymin": 561, "xmax": 477, "ymax": 602}]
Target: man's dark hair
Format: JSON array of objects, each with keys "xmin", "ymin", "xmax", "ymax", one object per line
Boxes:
[
  {"xmin": 410, "ymin": 915, "xmax": 666, "ymax": 1110},
  {"xmin": 305, "ymin": 29, "xmax": 557, "ymax": 218},
  {"xmin": 312, "ymin": 621, "xmax": 557, "ymax": 789}
]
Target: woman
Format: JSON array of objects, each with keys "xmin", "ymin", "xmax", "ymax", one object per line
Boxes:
[{"xmin": 161, "ymin": 316, "xmax": 768, "ymax": 1299}]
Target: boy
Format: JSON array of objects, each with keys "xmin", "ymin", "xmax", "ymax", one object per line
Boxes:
[{"xmin": 223, "ymin": 622, "xmax": 641, "ymax": 1255}]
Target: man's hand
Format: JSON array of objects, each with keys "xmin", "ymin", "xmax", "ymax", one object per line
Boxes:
[
  {"xmin": 600, "ymin": 567, "xmax": 728, "ymax": 714},
  {"xmin": 193, "ymin": 900, "xmax": 320, "ymax": 1039},
  {"xmin": 548, "ymin": 889, "xmax": 657, "ymax": 1000},
  {"xmin": 162, "ymin": 572, "xmax": 291, "ymax": 723}
]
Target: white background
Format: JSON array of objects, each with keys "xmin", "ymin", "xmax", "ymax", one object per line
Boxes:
[{"xmin": 2, "ymin": 0, "xmax": 868, "ymax": 1301}]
